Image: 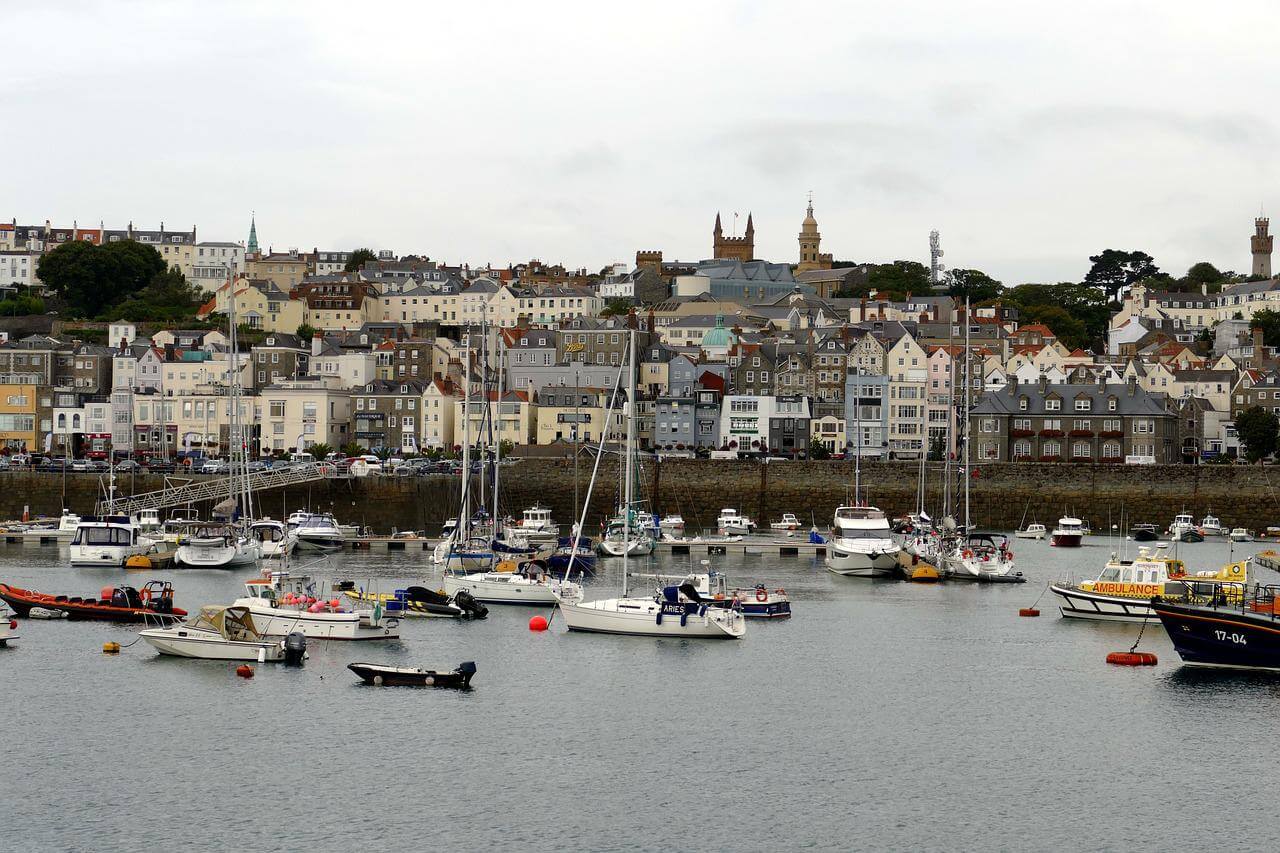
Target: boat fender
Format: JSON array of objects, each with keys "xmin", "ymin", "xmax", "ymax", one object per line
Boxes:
[
  {"xmin": 680, "ymin": 610, "xmax": 688, "ymax": 627},
  {"xmin": 655, "ymin": 609, "xmax": 663, "ymax": 625}
]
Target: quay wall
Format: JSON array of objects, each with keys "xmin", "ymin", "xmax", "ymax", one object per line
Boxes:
[{"xmin": 4, "ymin": 461, "xmax": 1280, "ymax": 534}]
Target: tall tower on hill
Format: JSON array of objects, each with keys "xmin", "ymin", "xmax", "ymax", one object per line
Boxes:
[
  {"xmin": 1252, "ymin": 215, "xmax": 1272, "ymax": 278},
  {"xmin": 713, "ymin": 211, "xmax": 755, "ymax": 261},
  {"xmin": 797, "ymin": 196, "xmax": 832, "ymax": 272}
]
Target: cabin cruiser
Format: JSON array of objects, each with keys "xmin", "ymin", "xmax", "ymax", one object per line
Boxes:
[
  {"xmin": 1051, "ymin": 545, "xmax": 1247, "ymax": 622},
  {"xmin": 139, "ymin": 605, "xmax": 306, "ymax": 662},
  {"xmin": 716, "ymin": 508, "xmax": 756, "ymax": 535},
  {"xmin": 235, "ymin": 573, "xmax": 400, "ymax": 640},
  {"xmin": 1051, "ymin": 517, "xmax": 1084, "ymax": 548},
  {"xmin": 293, "ymin": 512, "xmax": 345, "ymax": 552},
  {"xmin": 1130, "ymin": 523, "xmax": 1160, "ymax": 542},
  {"xmin": 29, "ymin": 509, "xmax": 82, "ymax": 542},
  {"xmin": 1015, "ymin": 523, "xmax": 1046, "ymax": 540},
  {"xmin": 136, "ymin": 509, "xmax": 163, "ymax": 539},
  {"xmin": 944, "ymin": 533, "xmax": 1023, "ymax": 582},
  {"xmin": 653, "ymin": 570, "xmax": 791, "ymax": 618},
  {"xmin": 250, "ymin": 518, "xmax": 294, "ymax": 558},
  {"xmin": 659, "ymin": 514, "xmax": 685, "ymax": 539},
  {"xmin": 770, "ymin": 513, "xmax": 802, "ymax": 533},
  {"xmin": 557, "ymin": 577, "xmax": 745, "ymax": 638},
  {"xmin": 443, "ymin": 561, "xmax": 582, "ymax": 606},
  {"xmin": 507, "ymin": 506, "xmax": 559, "ymax": 544},
  {"xmin": 1167, "ymin": 512, "xmax": 1198, "ymax": 541},
  {"xmin": 1230, "ymin": 527, "xmax": 1253, "ymax": 542},
  {"xmin": 69, "ymin": 516, "xmax": 156, "ymax": 567},
  {"xmin": 825, "ymin": 506, "xmax": 900, "ymax": 577},
  {"xmin": 1199, "ymin": 512, "xmax": 1225, "ymax": 537},
  {"xmin": 175, "ymin": 523, "xmax": 261, "ymax": 569}
]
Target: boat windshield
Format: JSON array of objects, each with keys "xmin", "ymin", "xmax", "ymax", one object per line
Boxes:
[{"xmin": 73, "ymin": 526, "xmax": 134, "ymax": 546}]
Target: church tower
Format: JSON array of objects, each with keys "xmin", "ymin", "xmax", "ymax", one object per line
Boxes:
[
  {"xmin": 1252, "ymin": 215, "xmax": 1272, "ymax": 278},
  {"xmin": 712, "ymin": 211, "xmax": 755, "ymax": 261},
  {"xmin": 247, "ymin": 214, "xmax": 260, "ymax": 257},
  {"xmin": 797, "ymin": 197, "xmax": 832, "ymax": 272}
]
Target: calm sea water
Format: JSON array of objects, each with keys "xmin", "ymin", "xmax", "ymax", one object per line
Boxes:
[{"xmin": 3, "ymin": 533, "xmax": 1279, "ymax": 852}]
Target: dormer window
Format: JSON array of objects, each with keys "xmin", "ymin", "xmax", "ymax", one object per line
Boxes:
[
  {"xmin": 1045, "ymin": 398, "xmax": 1061, "ymax": 412},
  {"xmin": 1108, "ymin": 397, "xmax": 1117, "ymax": 412},
  {"xmin": 1018, "ymin": 396, "xmax": 1028, "ymax": 411},
  {"xmin": 1075, "ymin": 398, "xmax": 1091, "ymax": 411}
]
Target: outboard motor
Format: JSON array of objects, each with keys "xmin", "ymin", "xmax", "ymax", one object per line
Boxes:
[
  {"xmin": 456, "ymin": 661, "xmax": 477, "ymax": 688},
  {"xmin": 452, "ymin": 589, "xmax": 488, "ymax": 620},
  {"xmin": 333, "ymin": 580, "xmax": 356, "ymax": 592},
  {"xmin": 283, "ymin": 632, "xmax": 307, "ymax": 666}
]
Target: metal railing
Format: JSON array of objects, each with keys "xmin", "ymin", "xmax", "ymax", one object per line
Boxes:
[{"xmin": 98, "ymin": 462, "xmax": 350, "ymax": 515}]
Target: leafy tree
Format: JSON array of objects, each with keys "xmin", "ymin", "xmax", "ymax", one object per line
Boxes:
[
  {"xmin": 341, "ymin": 441, "xmax": 363, "ymax": 458},
  {"xmin": 306, "ymin": 441, "xmax": 333, "ymax": 459},
  {"xmin": 0, "ymin": 294, "xmax": 45, "ymax": 316},
  {"xmin": 1003, "ymin": 282, "xmax": 1110, "ymax": 349},
  {"xmin": 867, "ymin": 260, "xmax": 931, "ymax": 300},
  {"xmin": 808, "ymin": 438, "xmax": 831, "ymax": 461},
  {"xmin": 1235, "ymin": 406, "xmax": 1278, "ymax": 462},
  {"xmin": 1251, "ymin": 309, "xmax": 1280, "ymax": 348},
  {"xmin": 295, "ymin": 323, "xmax": 317, "ymax": 340},
  {"xmin": 498, "ymin": 439, "xmax": 515, "ymax": 458},
  {"xmin": 109, "ymin": 269, "xmax": 204, "ymax": 321},
  {"xmin": 600, "ymin": 297, "xmax": 632, "ymax": 317},
  {"xmin": 947, "ymin": 268, "xmax": 1003, "ymax": 304},
  {"xmin": 344, "ymin": 248, "xmax": 378, "ymax": 272},
  {"xmin": 1184, "ymin": 262, "xmax": 1224, "ymax": 287},
  {"xmin": 38, "ymin": 239, "xmax": 167, "ymax": 317},
  {"xmin": 1083, "ymin": 249, "xmax": 1160, "ymax": 304}
]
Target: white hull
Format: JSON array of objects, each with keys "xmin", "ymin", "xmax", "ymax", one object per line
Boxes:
[
  {"xmin": 176, "ymin": 540, "xmax": 261, "ymax": 569},
  {"xmin": 1015, "ymin": 529, "xmax": 1045, "ymax": 540},
  {"xmin": 69, "ymin": 543, "xmax": 153, "ymax": 567},
  {"xmin": 231, "ymin": 601, "xmax": 400, "ymax": 640},
  {"xmin": 294, "ymin": 534, "xmax": 344, "ymax": 552},
  {"xmin": 597, "ymin": 536, "xmax": 655, "ymax": 557},
  {"xmin": 139, "ymin": 630, "xmax": 286, "ymax": 660},
  {"xmin": 443, "ymin": 572, "xmax": 579, "ymax": 605},
  {"xmin": 558, "ymin": 596, "xmax": 745, "ymax": 638},
  {"xmin": 825, "ymin": 543, "xmax": 900, "ymax": 577},
  {"xmin": 945, "ymin": 556, "xmax": 1018, "ymax": 581},
  {"xmin": 1050, "ymin": 585, "xmax": 1157, "ymax": 622}
]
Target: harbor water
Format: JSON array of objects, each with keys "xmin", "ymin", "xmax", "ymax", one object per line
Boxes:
[{"xmin": 3, "ymin": 534, "xmax": 1279, "ymax": 852}]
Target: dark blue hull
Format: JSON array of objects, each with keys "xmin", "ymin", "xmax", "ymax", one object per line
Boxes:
[{"xmin": 1152, "ymin": 600, "xmax": 1280, "ymax": 670}]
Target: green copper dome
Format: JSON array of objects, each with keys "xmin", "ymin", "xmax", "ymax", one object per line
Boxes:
[{"xmin": 700, "ymin": 314, "xmax": 737, "ymax": 348}]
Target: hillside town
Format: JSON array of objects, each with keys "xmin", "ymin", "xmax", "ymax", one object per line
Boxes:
[{"xmin": 3, "ymin": 205, "xmax": 1280, "ymax": 468}]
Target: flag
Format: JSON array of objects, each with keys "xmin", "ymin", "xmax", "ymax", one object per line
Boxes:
[{"xmin": 43, "ymin": 432, "xmax": 52, "ymax": 453}]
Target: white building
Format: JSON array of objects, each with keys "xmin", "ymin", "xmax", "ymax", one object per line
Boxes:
[
  {"xmin": 190, "ymin": 242, "xmax": 244, "ymax": 292},
  {"xmin": 0, "ymin": 250, "xmax": 40, "ymax": 290}
]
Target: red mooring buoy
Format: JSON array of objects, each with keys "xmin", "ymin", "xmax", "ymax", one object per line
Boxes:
[
  {"xmin": 1106, "ymin": 651, "xmax": 1158, "ymax": 666},
  {"xmin": 1019, "ymin": 608, "xmax": 1040, "ymax": 617},
  {"xmin": 529, "ymin": 615, "xmax": 549, "ymax": 632},
  {"xmin": 236, "ymin": 664, "xmax": 255, "ymax": 678}
]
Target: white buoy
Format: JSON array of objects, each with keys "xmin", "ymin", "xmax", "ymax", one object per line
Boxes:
[{"xmin": 257, "ymin": 647, "xmax": 267, "ymax": 663}]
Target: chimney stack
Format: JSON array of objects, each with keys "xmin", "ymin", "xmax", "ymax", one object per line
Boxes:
[{"xmin": 1253, "ymin": 325, "xmax": 1266, "ymax": 369}]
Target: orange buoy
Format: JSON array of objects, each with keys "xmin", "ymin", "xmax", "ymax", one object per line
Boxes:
[
  {"xmin": 236, "ymin": 664, "xmax": 255, "ymax": 678},
  {"xmin": 1106, "ymin": 651, "xmax": 1157, "ymax": 666},
  {"xmin": 1019, "ymin": 608, "xmax": 1040, "ymax": 617},
  {"xmin": 529, "ymin": 615, "xmax": 549, "ymax": 632}
]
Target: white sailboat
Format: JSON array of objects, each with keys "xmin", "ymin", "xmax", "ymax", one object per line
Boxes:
[
  {"xmin": 558, "ymin": 329, "xmax": 745, "ymax": 639},
  {"xmin": 250, "ymin": 518, "xmax": 294, "ymax": 558},
  {"xmin": 175, "ymin": 521, "xmax": 261, "ymax": 569}
]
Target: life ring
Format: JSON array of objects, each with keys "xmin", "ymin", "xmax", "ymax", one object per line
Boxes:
[
  {"xmin": 963, "ymin": 549, "xmax": 974, "ymax": 559},
  {"xmin": 755, "ymin": 587, "xmax": 768, "ymax": 602},
  {"xmin": 1229, "ymin": 563, "xmax": 1243, "ymax": 576}
]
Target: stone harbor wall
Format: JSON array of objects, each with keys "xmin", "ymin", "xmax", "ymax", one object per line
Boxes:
[{"xmin": 5, "ymin": 461, "xmax": 1280, "ymax": 534}]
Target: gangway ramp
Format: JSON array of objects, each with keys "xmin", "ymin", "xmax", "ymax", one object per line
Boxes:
[{"xmin": 98, "ymin": 463, "xmax": 348, "ymax": 515}]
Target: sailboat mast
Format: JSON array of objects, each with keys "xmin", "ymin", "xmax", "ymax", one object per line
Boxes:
[
  {"xmin": 963, "ymin": 295, "xmax": 971, "ymax": 532},
  {"xmin": 492, "ymin": 331, "xmax": 504, "ymax": 535},
  {"xmin": 459, "ymin": 331, "xmax": 472, "ymax": 541},
  {"xmin": 622, "ymin": 329, "xmax": 636, "ymax": 598},
  {"xmin": 943, "ymin": 317, "xmax": 955, "ymax": 519},
  {"xmin": 854, "ymin": 387, "xmax": 862, "ymax": 505}
]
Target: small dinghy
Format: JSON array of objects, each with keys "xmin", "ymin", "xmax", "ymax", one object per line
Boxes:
[
  {"xmin": 347, "ymin": 661, "xmax": 476, "ymax": 688},
  {"xmin": 339, "ymin": 584, "xmax": 488, "ymax": 619}
]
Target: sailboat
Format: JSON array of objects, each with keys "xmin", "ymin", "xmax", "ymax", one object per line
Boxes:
[
  {"xmin": 825, "ymin": 377, "xmax": 900, "ymax": 577},
  {"xmin": 596, "ymin": 405, "xmax": 656, "ymax": 557},
  {"xmin": 942, "ymin": 295, "xmax": 1021, "ymax": 583},
  {"xmin": 558, "ymin": 329, "xmax": 745, "ymax": 639}
]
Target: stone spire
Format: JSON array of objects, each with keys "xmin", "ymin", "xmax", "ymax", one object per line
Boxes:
[{"xmin": 247, "ymin": 214, "xmax": 259, "ymax": 256}]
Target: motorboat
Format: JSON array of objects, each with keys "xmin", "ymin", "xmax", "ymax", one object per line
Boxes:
[
  {"xmin": 659, "ymin": 514, "xmax": 686, "ymax": 538},
  {"xmin": 139, "ymin": 605, "xmax": 307, "ymax": 662},
  {"xmin": 1130, "ymin": 523, "xmax": 1160, "ymax": 542},
  {"xmin": 69, "ymin": 516, "xmax": 156, "ymax": 568},
  {"xmin": 667, "ymin": 570, "xmax": 791, "ymax": 619},
  {"xmin": 0, "ymin": 580, "xmax": 184, "ymax": 623},
  {"xmin": 0, "ymin": 606, "xmax": 14, "ymax": 646},
  {"xmin": 293, "ymin": 512, "xmax": 345, "ymax": 552},
  {"xmin": 348, "ymin": 661, "xmax": 476, "ymax": 688},
  {"xmin": 557, "ymin": 578, "xmax": 746, "ymax": 638},
  {"xmin": 1051, "ymin": 517, "xmax": 1084, "ymax": 548},
  {"xmin": 1167, "ymin": 512, "xmax": 1197, "ymax": 541},
  {"xmin": 1015, "ymin": 523, "xmax": 1047, "ymax": 540},
  {"xmin": 443, "ymin": 560, "xmax": 582, "ymax": 606},
  {"xmin": 825, "ymin": 506, "xmax": 900, "ymax": 578},
  {"xmin": 175, "ymin": 523, "xmax": 261, "ymax": 570},
  {"xmin": 339, "ymin": 584, "xmax": 488, "ymax": 619},
  {"xmin": 250, "ymin": 518, "xmax": 294, "ymax": 558},
  {"xmin": 769, "ymin": 513, "xmax": 802, "ymax": 533},
  {"xmin": 1200, "ymin": 512, "xmax": 1225, "ymax": 537},
  {"xmin": 945, "ymin": 532, "xmax": 1024, "ymax": 583},
  {"xmin": 716, "ymin": 508, "xmax": 756, "ymax": 535},
  {"xmin": 1050, "ymin": 545, "xmax": 1247, "ymax": 622},
  {"xmin": 1151, "ymin": 585, "xmax": 1280, "ymax": 671},
  {"xmin": 1230, "ymin": 527, "xmax": 1253, "ymax": 542},
  {"xmin": 597, "ymin": 516, "xmax": 655, "ymax": 557},
  {"xmin": 136, "ymin": 509, "xmax": 163, "ymax": 539},
  {"xmin": 234, "ymin": 573, "xmax": 400, "ymax": 640},
  {"xmin": 28, "ymin": 509, "xmax": 82, "ymax": 542},
  {"xmin": 508, "ymin": 506, "xmax": 559, "ymax": 544}
]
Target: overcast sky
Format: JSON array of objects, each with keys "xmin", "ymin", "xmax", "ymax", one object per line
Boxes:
[{"xmin": 9, "ymin": 1, "xmax": 1279, "ymax": 284}]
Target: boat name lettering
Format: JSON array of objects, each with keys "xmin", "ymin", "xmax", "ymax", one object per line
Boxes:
[
  {"xmin": 1092, "ymin": 582, "xmax": 1162, "ymax": 597},
  {"xmin": 1213, "ymin": 630, "xmax": 1247, "ymax": 645}
]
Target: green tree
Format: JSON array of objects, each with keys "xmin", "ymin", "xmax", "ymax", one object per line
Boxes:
[
  {"xmin": 341, "ymin": 441, "xmax": 363, "ymax": 458},
  {"xmin": 867, "ymin": 260, "xmax": 931, "ymax": 300},
  {"xmin": 1184, "ymin": 262, "xmax": 1224, "ymax": 288},
  {"xmin": 1004, "ymin": 282, "xmax": 1110, "ymax": 349},
  {"xmin": 1235, "ymin": 406, "xmax": 1278, "ymax": 462},
  {"xmin": 306, "ymin": 441, "xmax": 333, "ymax": 459},
  {"xmin": 600, "ymin": 297, "xmax": 632, "ymax": 317},
  {"xmin": 1251, "ymin": 309, "xmax": 1280, "ymax": 348},
  {"xmin": 110, "ymin": 268, "xmax": 204, "ymax": 321},
  {"xmin": 808, "ymin": 438, "xmax": 831, "ymax": 461},
  {"xmin": 1084, "ymin": 249, "xmax": 1160, "ymax": 304},
  {"xmin": 947, "ymin": 268, "xmax": 1003, "ymax": 304},
  {"xmin": 295, "ymin": 323, "xmax": 317, "ymax": 340},
  {"xmin": 37, "ymin": 239, "xmax": 166, "ymax": 317},
  {"xmin": 344, "ymin": 248, "xmax": 378, "ymax": 272}
]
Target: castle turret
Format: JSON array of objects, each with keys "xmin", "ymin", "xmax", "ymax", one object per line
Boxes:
[
  {"xmin": 712, "ymin": 211, "xmax": 755, "ymax": 261},
  {"xmin": 1253, "ymin": 215, "xmax": 1272, "ymax": 278}
]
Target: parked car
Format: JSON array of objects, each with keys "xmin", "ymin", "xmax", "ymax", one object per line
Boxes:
[
  {"xmin": 145, "ymin": 461, "xmax": 176, "ymax": 474},
  {"xmin": 9, "ymin": 454, "xmax": 32, "ymax": 467},
  {"xmin": 70, "ymin": 459, "xmax": 92, "ymax": 472},
  {"xmin": 245, "ymin": 460, "xmax": 267, "ymax": 473},
  {"xmin": 200, "ymin": 459, "xmax": 228, "ymax": 475},
  {"xmin": 115, "ymin": 459, "xmax": 142, "ymax": 473}
]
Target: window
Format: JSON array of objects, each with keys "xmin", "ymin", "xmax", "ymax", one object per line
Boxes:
[
  {"xmin": 1045, "ymin": 398, "xmax": 1061, "ymax": 411},
  {"xmin": 1014, "ymin": 440, "xmax": 1031, "ymax": 458},
  {"xmin": 1072, "ymin": 441, "xmax": 1090, "ymax": 458},
  {"xmin": 1133, "ymin": 418, "xmax": 1154, "ymax": 434},
  {"xmin": 980, "ymin": 418, "xmax": 997, "ymax": 433},
  {"xmin": 1013, "ymin": 418, "xmax": 1031, "ymax": 431},
  {"xmin": 1044, "ymin": 440, "xmax": 1061, "ymax": 457},
  {"xmin": 1102, "ymin": 442, "xmax": 1121, "ymax": 459},
  {"xmin": 1108, "ymin": 397, "xmax": 1117, "ymax": 412},
  {"xmin": 1075, "ymin": 398, "xmax": 1091, "ymax": 411}
]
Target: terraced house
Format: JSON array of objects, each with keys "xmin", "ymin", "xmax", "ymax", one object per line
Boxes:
[{"xmin": 967, "ymin": 377, "xmax": 1176, "ymax": 464}]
